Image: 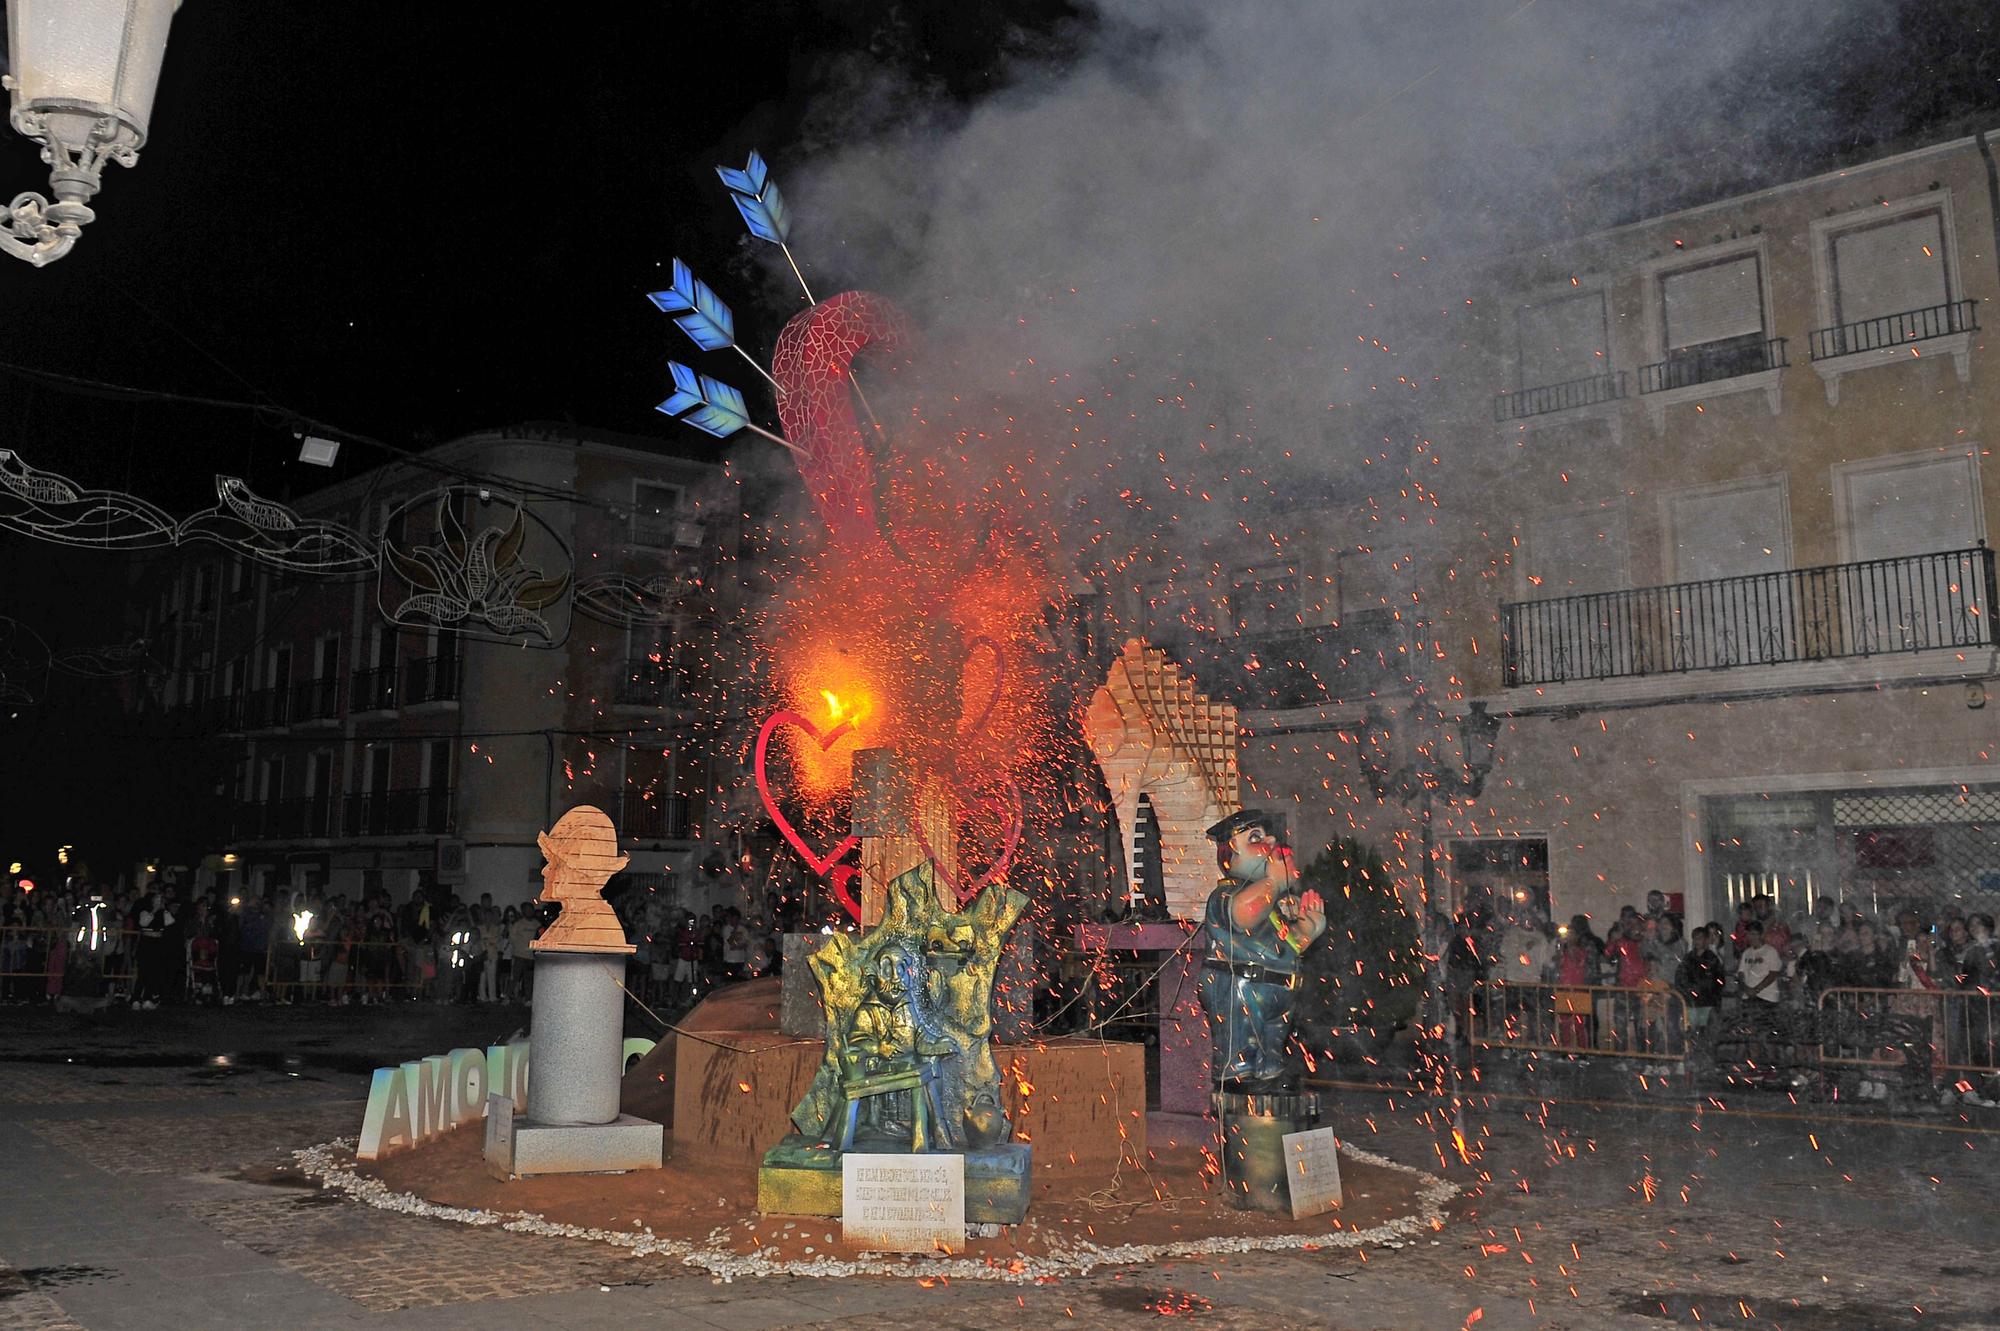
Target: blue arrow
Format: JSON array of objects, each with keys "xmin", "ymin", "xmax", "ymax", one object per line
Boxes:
[
  {"xmin": 646, "ymin": 258, "xmax": 735, "ymax": 352},
  {"xmin": 716, "ymin": 149, "xmax": 815, "ymax": 302}
]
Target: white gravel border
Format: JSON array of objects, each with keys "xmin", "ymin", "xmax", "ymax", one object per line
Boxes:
[{"xmin": 293, "ymin": 1137, "xmax": 1457, "ymax": 1283}]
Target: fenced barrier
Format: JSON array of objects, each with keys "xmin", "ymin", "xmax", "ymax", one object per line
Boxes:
[
  {"xmin": 0, "ymin": 925, "xmax": 137, "ymax": 996},
  {"xmin": 1468, "ymin": 980, "xmax": 1691, "ymax": 1060},
  {"xmin": 1816, "ymin": 986, "xmax": 2000, "ymax": 1077}
]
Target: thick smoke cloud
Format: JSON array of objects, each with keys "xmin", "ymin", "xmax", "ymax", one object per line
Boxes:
[{"xmin": 777, "ymin": 0, "xmax": 1879, "ymax": 560}]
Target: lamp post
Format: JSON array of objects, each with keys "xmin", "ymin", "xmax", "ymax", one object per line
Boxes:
[
  {"xmin": 0, "ymin": 0, "xmax": 180, "ymax": 266},
  {"xmin": 1355, "ymin": 699, "xmax": 1501, "ymax": 1137}
]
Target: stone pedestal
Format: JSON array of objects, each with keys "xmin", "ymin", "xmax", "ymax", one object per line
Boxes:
[
  {"xmin": 485, "ymin": 948, "xmax": 663, "ymax": 1179},
  {"xmin": 1076, "ymin": 920, "xmax": 1210, "ymax": 1114},
  {"xmin": 1215, "ymin": 1089, "xmax": 1321, "ymax": 1213}
]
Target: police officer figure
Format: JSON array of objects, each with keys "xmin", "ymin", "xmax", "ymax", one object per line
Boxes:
[{"xmin": 1197, "ymin": 810, "xmax": 1328, "ymax": 1090}]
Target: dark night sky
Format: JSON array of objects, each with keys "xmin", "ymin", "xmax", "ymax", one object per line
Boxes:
[{"xmin": 0, "ymin": 2, "xmax": 1081, "ymax": 508}]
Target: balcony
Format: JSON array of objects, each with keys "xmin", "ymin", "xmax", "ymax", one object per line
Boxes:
[
  {"xmin": 613, "ymin": 660, "xmax": 677, "ymax": 707},
  {"xmin": 1808, "ymin": 299, "xmax": 1977, "ymax": 405},
  {"xmin": 619, "ymin": 789, "xmax": 692, "ymax": 841},
  {"xmin": 1502, "ymin": 545, "xmax": 1998, "ymax": 688},
  {"xmin": 239, "ymin": 685, "xmax": 291, "ymax": 730},
  {"xmin": 289, "ymin": 676, "xmax": 341, "ymax": 724},
  {"xmin": 1639, "ymin": 335, "xmax": 1787, "ymax": 394},
  {"xmin": 1810, "ymin": 299, "xmax": 1977, "ymax": 360},
  {"xmin": 350, "ymin": 664, "xmax": 397, "ymax": 713},
  {"xmin": 403, "ymin": 654, "xmax": 461, "ymax": 706},
  {"xmin": 232, "ymin": 796, "xmax": 336, "ymax": 841},
  {"xmin": 1492, "ymin": 371, "xmax": 1627, "ymax": 423},
  {"xmin": 343, "ymin": 786, "xmax": 454, "ymax": 838}
]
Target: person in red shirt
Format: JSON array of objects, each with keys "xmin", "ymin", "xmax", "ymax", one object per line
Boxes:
[
  {"xmin": 1604, "ymin": 919, "xmax": 1647, "ymax": 1051},
  {"xmin": 190, "ymin": 923, "xmax": 220, "ymax": 1004}
]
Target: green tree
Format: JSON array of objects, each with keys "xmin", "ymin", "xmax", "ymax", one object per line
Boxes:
[{"xmin": 1294, "ymin": 838, "xmax": 1423, "ymax": 1054}]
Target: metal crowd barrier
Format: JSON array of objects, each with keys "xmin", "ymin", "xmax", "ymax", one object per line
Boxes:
[
  {"xmin": 1469, "ymin": 979, "xmax": 1691, "ymax": 1060},
  {"xmin": 1816, "ymin": 986, "xmax": 2000, "ymax": 1077},
  {"xmin": 0, "ymin": 924, "xmax": 138, "ymax": 990}
]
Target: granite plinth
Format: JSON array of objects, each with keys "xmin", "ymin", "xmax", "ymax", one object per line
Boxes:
[
  {"xmin": 757, "ymin": 1136, "xmax": 1031, "ymax": 1223},
  {"xmin": 527, "ymin": 949, "xmax": 626, "ymax": 1126},
  {"xmin": 484, "ymin": 1099, "xmax": 663, "ymax": 1180},
  {"xmin": 1215, "ymin": 1090, "xmax": 1321, "ymax": 1213}
]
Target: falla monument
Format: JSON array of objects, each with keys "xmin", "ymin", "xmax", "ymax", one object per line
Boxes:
[{"xmin": 758, "ymin": 860, "xmax": 1032, "ymax": 1225}]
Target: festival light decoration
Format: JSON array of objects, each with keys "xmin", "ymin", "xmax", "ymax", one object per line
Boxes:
[
  {"xmin": 0, "ymin": 448, "xmax": 176, "ymax": 547},
  {"xmin": 378, "ymin": 487, "xmax": 574, "ymax": 645},
  {"xmin": 0, "ymin": 616, "xmax": 51, "ymax": 705},
  {"xmin": 176, "ymin": 476, "xmax": 376, "ymax": 574}
]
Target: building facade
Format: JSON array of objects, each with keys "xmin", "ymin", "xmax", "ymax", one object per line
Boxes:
[
  {"xmin": 129, "ymin": 426, "xmax": 742, "ymax": 909},
  {"xmin": 1109, "ymin": 130, "xmax": 2000, "ymax": 934}
]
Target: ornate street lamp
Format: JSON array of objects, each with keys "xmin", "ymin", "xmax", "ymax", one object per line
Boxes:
[{"xmin": 1, "ymin": 0, "xmax": 179, "ymax": 266}]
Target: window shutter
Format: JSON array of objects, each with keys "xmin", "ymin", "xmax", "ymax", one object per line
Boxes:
[
  {"xmin": 1841, "ymin": 456, "xmax": 1979, "ymax": 560},
  {"xmin": 1662, "ymin": 256, "xmax": 1763, "ymax": 351},
  {"xmin": 1516, "ymin": 291, "xmax": 1608, "ymax": 387},
  {"xmin": 1525, "ymin": 510, "xmax": 1629, "ymax": 598},
  {"xmin": 1833, "ymin": 212, "xmax": 1948, "ymax": 325},
  {"xmin": 1669, "ymin": 481, "xmax": 1787, "ymax": 582}
]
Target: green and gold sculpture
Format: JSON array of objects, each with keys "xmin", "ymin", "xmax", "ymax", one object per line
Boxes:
[{"xmin": 758, "ymin": 862, "xmax": 1032, "ymax": 1222}]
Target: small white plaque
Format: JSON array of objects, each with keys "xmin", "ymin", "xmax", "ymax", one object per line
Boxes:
[
  {"xmin": 841, "ymin": 1153, "xmax": 965, "ymax": 1253},
  {"xmin": 1281, "ymin": 1126, "xmax": 1343, "ymax": 1219}
]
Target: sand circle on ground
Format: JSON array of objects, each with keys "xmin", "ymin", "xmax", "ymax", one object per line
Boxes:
[{"xmin": 305, "ymin": 1116, "xmax": 1455, "ymax": 1282}]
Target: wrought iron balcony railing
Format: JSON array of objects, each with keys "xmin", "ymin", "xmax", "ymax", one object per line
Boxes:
[
  {"xmin": 1502, "ymin": 545, "xmax": 1998, "ymax": 687},
  {"xmin": 619, "ymin": 789, "xmax": 692, "ymax": 841},
  {"xmin": 289, "ymin": 676, "xmax": 341, "ymax": 724},
  {"xmin": 1638, "ymin": 336, "xmax": 1787, "ymax": 394},
  {"xmin": 1492, "ymin": 370, "xmax": 1627, "ymax": 422},
  {"xmin": 1808, "ymin": 298, "xmax": 1978, "ymax": 360},
  {"xmin": 349, "ymin": 664, "xmax": 397, "ymax": 713},
  {"xmin": 232, "ymin": 796, "xmax": 336, "ymax": 841},
  {"xmin": 403, "ymin": 654, "xmax": 461, "ymax": 705},
  {"xmin": 239, "ymin": 685, "xmax": 291, "ymax": 730},
  {"xmin": 343, "ymin": 786, "xmax": 453, "ymax": 838}
]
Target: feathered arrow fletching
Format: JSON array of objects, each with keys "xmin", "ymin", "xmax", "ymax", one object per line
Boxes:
[
  {"xmin": 645, "ymin": 258, "xmax": 736, "ymax": 353},
  {"xmin": 716, "ymin": 150, "xmax": 792, "ymax": 246},
  {"xmin": 655, "ymin": 361, "xmax": 751, "ymax": 439}
]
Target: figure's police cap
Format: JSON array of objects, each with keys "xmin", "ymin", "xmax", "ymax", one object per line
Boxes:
[{"xmin": 1205, "ymin": 808, "xmax": 1288, "ymax": 847}]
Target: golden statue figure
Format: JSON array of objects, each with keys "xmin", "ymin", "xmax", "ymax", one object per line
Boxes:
[{"xmin": 532, "ymin": 805, "xmax": 634, "ymax": 954}]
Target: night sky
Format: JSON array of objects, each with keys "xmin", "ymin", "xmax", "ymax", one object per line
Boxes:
[{"xmin": 0, "ymin": 1, "xmax": 1080, "ymax": 509}]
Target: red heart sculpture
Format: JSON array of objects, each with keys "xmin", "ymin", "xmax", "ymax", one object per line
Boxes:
[
  {"xmin": 753, "ymin": 709, "xmax": 860, "ymax": 877},
  {"xmin": 914, "ymin": 773, "xmax": 1023, "ymax": 906},
  {"xmin": 827, "ymin": 865, "xmax": 864, "ymax": 926},
  {"xmin": 958, "ymin": 635, "xmax": 1006, "ymax": 738}
]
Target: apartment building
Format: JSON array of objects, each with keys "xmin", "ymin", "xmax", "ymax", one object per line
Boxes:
[
  {"xmin": 132, "ymin": 426, "xmax": 736, "ymax": 907},
  {"xmin": 1118, "ymin": 131, "xmax": 2000, "ymax": 932}
]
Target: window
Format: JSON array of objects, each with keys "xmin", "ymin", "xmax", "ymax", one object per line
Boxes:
[
  {"xmin": 1664, "ymin": 478, "xmax": 1789, "ymax": 583},
  {"xmin": 1662, "ymin": 254, "xmax": 1764, "ymax": 355},
  {"xmin": 1337, "ymin": 547, "xmax": 1402, "ymax": 620},
  {"xmin": 1831, "ymin": 209, "xmax": 1950, "ymax": 329},
  {"xmin": 227, "ymin": 558, "xmax": 251, "ymax": 603},
  {"xmin": 268, "ymin": 646, "xmax": 292, "ymax": 695},
  {"xmin": 422, "ymin": 739, "xmax": 453, "ymax": 791},
  {"xmin": 1522, "ymin": 508, "xmax": 1629, "ymax": 599},
  {"xmin": 191, "ymin": 565, "xmax": 216, "ymax": 613},
  {"xmin": 1515, "ymin": 290, "xmax": 1608, "ymax": 389},
  {"xmin": 631, "ymin": 482, "xmax": 685, "ymax": 548},
  {"xmin": 314, "ymin": 635, "xmax": 341, "ymax": 680},
  {"xmin": 1230, "ymin": 564, "xmax": 1299, "ymax": 634},
  {"xmin": 1837, "ymin": 453, "xmax": 1982, "ymax": 562}
]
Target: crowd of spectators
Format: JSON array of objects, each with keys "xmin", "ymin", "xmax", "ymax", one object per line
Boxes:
[
  {"xmin": 1434, "ymin": 884, "xmax": 1999, "ymax": 1089},
  {"xmin": 0, "ymin": 876, "xmax": 559, "ymax": 1007}
]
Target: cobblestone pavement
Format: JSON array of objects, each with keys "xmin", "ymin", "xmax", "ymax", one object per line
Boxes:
[{"xmin": 2, "ymin": 1047, "xmax": 1997, "ymax": 1329}]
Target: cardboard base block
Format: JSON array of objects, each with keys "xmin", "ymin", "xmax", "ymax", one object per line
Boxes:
[
  {"xmin": 670, "ymin": 1031, "xmax": 1145, "ymax": 1169},
  {"xmin": 485, "ymin": 1109, "xmax": 663, "ymax": 1180},
  {"xmin": 757, "ymin": 1136, "xmax": 1031, "ymax": 1224}
]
